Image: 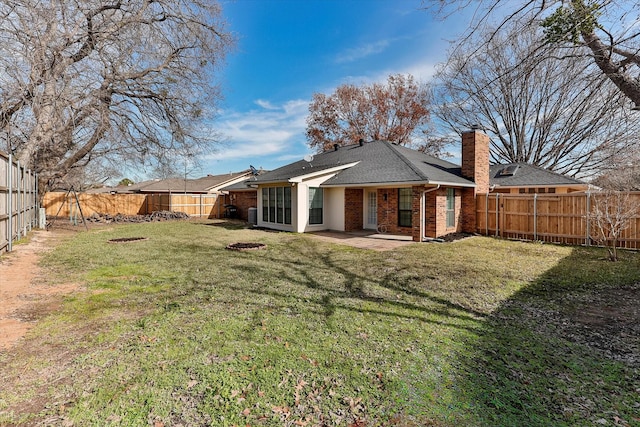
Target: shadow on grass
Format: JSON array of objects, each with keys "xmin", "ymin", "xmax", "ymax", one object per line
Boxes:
[
  {"xmin": 222, "ymin": 240, "xmax": 487, "ymax": 334},
  {"xmin": 196, "ymin": 220, "xmax": 250, "ymax": 230},
  {"xmin": 456, "ymin": 246, "xmax": 640, "ymax": 426}
]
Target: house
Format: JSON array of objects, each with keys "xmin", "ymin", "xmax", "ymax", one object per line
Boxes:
[
  {"xmin": 489, "ymin": 163, "xmax": 589, "ymax": 194},
  {"xmin": 239, "ymin": 130, "xmax": 491, "ymax": 242},
  {"xmin": 93, "ymin": 170, "xmax": 254, "ymax": 195},
  {"xmin": 228, "ymin": 130, "xmax": 589, "ymax": 241}
]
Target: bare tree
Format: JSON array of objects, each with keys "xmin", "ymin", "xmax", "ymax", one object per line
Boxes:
[
  {"xmin": 432, "ymin": 23, "xmax": 639, "ymax": 177},
  {"xmin": 306, "ymin": 74, "xmax": 437, "ymax": 153},
  {"xmin": 589, "ymin": 190, "xmax": 640, "ymax": 261},
  {"xmin": 0, "ymin": 0, "xmax": 233, "ymax": 193},
  {"xmin": 424, "ymin": 1, "xmax": 640, "ymax": 108}
]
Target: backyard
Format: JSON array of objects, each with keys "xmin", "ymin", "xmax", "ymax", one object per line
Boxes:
[{"xmin": 0, "ymin": 219, "xmax": 638, "ymax": 426}]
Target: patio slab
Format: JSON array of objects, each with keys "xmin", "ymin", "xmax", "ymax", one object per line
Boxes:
[{"xmin": 308, "ymin": 230, "xmax": 415, "ymax": 251}]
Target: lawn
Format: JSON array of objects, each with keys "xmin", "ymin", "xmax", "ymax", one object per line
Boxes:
[{"xmin": 0, "ymin": 220, "xmax": 638, "ymax": 426}]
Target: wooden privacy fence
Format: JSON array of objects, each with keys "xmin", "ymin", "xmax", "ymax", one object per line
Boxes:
[
  {"xmin": 44, "ymin": 192, "xmax": 222, "ymax": 219},
  {"xmin": 476, "ymin": 192, "xmax": 640, "ymax": 249},
  {"xmin": 1, "ymin": 151, "xmax": 39, "ymax": 254}
]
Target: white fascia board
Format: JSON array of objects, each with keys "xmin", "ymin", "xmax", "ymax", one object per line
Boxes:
[
  {"xmin": 207, "ymin": 172, "xmax": 253, "ymax": 192},
  {"xmin": 288, "ymin": 162, "xmax": 359, "ymax": 184},
  {"xmin": 321, "ymin": 180, "xmax": 476, "ymax": 188}
]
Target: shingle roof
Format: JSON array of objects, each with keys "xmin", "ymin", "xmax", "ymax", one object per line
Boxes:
[
  {"xmin": 489, "ymin": 163, "xmax": 587, "ymax": 187},
  {"xmin": 102, "ymin": 171, "xmax": 252, "ymax": 194},
  {"xmin": 253, "ymin": 140, "xmax": 475, "ymax": 187}
]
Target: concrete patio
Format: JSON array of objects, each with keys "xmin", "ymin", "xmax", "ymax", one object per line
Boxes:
[{"xmin": 308, "ymin": 230, "xmax": 415, "ymax": 251}]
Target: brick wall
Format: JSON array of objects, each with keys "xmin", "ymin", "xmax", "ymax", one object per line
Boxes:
[
  {"xmin": 461, "ymin": 130, "xmax": 490, "ymax": 233},
  {"xmin": 461, "ymin": 130, "xmax": 490, "ymax": 193},
  {"xmin": 378, "ymin": 188, "xmax": 413, "ymax": 236},
  {"xmin": 344, "ymin": 188, "xmax": 363, "ymax": 231},
  {"xmin": 423, "ymin": 187, "xmax": 463, "ymax": 238},
  {"xmin": 228, "ymin": 190, "xmax": 257, "ymax": 221}
]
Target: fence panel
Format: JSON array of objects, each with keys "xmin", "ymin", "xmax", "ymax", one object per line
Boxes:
[
  {"xmin": 1, "ymin": 151, "xmax": 39, "ymax": 254},
  {"xmin": 476, "ymin": 192, "xmax": 640, "ymax": 250},
  {"xmin": 44, "ymin": 192, "xmax": 222, "ymax": 219}
]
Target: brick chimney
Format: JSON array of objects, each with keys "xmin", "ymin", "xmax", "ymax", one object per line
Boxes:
[
  {"xmin": 461, "ymin": 128, "xmax": 490, "ymax": 194},
  {"xmin": 460, "ymin": 128, "xmax": 490, "ymax": 233}
]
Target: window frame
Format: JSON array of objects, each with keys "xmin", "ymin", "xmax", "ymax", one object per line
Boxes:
[
  {"xmin": 446, "ymin": 188, "xmax": 455, "ymax": 228},
  {"xmin": 398, "ymin": 188, "xmax": 412, "ymax": 227},
  {"xmin": 308, "ymin": 187, "xmax": 323, "ymax": 225},
  {"xmin": 261, "ymin": 186, "xmax": 292, "ymax": 225}
]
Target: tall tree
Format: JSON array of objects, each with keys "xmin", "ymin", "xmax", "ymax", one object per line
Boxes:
[
  {"xmin": 432, "ymin": 23, "xmax": 638, "ymax": 177},
  {"xmin": 425, "ymin": 1, "xmax": 640, "ymax": 108},
  {"xmin": 0, "ymin": 0, "xmax": 233, "ymax": 193},
  {"xmin": 306, "ymin": 74, "xmax": 437, "ymax": 153}
]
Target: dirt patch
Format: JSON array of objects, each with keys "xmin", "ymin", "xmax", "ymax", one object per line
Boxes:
[
  {"xmin": 0, "ymin": 229, "xmax": 80, "ymax": 350},
  {"xmin": 225, "ymin": 242, "xmax": 266, "ymax": 251}
]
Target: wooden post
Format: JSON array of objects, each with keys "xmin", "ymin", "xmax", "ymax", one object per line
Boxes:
[
  {"xmin": 533, "ymin": 193, "xmax": 537, "ymax": 241},
  {"xmin": 586, "ymin": 191, "xmax": 590, "ymax": 246},
  {"xmin": 495, "ymin": 193, "xmax": 500, "ymax": 237}
]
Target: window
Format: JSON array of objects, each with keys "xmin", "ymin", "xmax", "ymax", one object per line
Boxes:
[
  {"xmin": 262, "ymin": 187, "xmax": 292, "ymax": 225},
  {"xmin": 308, "ymin": 187, "xmax": 323, "ymax": 224},
  {"xmin": 398, "ymin": 188, "xmax": 412, "ymax": 227},
  {"xmin": 262, "ymin": 188, "xmax": 269, "ymax": 221},
  {"xmin": 446, "ymin": 188, "xmax": 455, "ymax": 228}
]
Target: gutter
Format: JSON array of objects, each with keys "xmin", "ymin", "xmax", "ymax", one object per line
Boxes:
[{"xmin": 420, "ymin": 185, "xmax": 440, "ymax": 242}]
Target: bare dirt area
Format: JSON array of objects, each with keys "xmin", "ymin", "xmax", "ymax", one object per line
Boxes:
[{"xmin": 0, "ymin": 228, "xmax": 79, "ymax": 350}]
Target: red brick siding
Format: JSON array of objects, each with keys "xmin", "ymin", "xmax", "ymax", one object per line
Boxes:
[
  {"xmin": 377, "ymin": 188, "xmax": 413, "ymax": 237},
  {"xmin": 344, "ymin": 188, "xmax": 363, "ymax": 231},
  {"xmin": 461, "ymin": 130, "xmax": 490, "ymax": 194},
  {"xmin": 461, "ymin": 130, "xmax": 490, "ymax": 233},
  {"xmin": 422, "ymin": 187, "xmax": 463, "ymax": 238},
  {"xmin": 228, "ymin": 190, "xmax": 257, "ymax": 221}
]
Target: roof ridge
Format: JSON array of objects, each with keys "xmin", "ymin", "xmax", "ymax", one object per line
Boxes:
[{"xmin": 381, "ymin": 141, "xmax": 430, "ymax": 181}]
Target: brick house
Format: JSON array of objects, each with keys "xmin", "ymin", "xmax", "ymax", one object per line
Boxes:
[
  {"xmin": 229, "ymin": 130, "xmax": 490, "ymax": 242},
  {"xmin": 488, "ymin": 163, "xmax": 588, "ymax": 194}
]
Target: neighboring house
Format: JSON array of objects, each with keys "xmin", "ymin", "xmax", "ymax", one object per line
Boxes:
[
  {"xmin": 89, "ymin": 171, "xmax": 254, "ymax": 194},
  {"xmin": 489, "ymin": 163, "xmax": 589, "ymax": 194},
  {"xmin": 219, "ymin": 168, "xmax": 266, "ymax": 221},
  {"xmin": 241, "ymin": 130, "xmax": 491, "ymax": 241}
]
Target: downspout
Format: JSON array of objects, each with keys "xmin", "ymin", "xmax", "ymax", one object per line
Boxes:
[{"xmin": 421, "ymin": 185, "xmax": 440, "ymax": 242}]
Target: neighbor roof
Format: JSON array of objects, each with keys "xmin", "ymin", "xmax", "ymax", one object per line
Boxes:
[
  {"xmin": 253, "ymin": 140, "xmax": 475, "ymax": 187},
  {"xmin": 96, "ymin": 171, "xmax": 252, "ymax": 194},
  {"xmin": 489, "ymin": 163, "xmax": 587, "ymax": 188}
]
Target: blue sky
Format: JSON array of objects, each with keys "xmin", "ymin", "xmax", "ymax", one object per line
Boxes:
[{"xmin": 200, "ymin": 0, "xmax": 469, "ymax": 176}]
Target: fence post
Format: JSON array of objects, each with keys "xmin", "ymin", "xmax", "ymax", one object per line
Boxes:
[
  {"xmin": 495, "ymin": 193, "xmax": 500, "ymax": 237},
  {"xmin": 7, "ymin": 154, "xmax": 12, "ymax": 252},
  {"xmin": 16, "ymin": 160, "xmax": 21, "ymax": 240},
  {"xmin": 533, "ymin": 193, "xmax": 537, "ymax": 241},
  {"xmin": 585, "ymin": 191, "xmax": 591, "ymax": 246},
  {"xmin": 485, "ymin": 192, "xmax": 489, "ymax": 236}
]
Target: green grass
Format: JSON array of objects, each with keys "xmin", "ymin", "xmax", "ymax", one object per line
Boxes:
[{"xmin": 0, "ymin": 220, "xmax": 638, "ymax": 426}]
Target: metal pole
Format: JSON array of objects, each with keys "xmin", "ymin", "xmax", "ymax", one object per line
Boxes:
[{"xmin": 7, "ymin": 154, "xmax": 12, "ymax": 252}]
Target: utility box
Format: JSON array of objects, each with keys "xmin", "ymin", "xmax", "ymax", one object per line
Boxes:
[{"xmin": 248, "ymin": 207, "xmax": 257, "ymax": 225}]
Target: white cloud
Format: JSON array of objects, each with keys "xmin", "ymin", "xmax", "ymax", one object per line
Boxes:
[
  {"xmin": 205, "ymin": 99, "xmax": 311, "ymax": 163},
  {"xmin": 334, "ymin": 39, "xmax": 391, "ymax": 63}
]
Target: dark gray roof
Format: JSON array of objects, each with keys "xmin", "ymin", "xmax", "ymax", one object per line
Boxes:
[
  {"xmin": 99, "ymin": 171, "xmax": 252, "ymax": 194},
  {"xmin": 253, "ymin": 140, "xmax": 475, "ymax": 187},
  {"xmin": 489, "ymin": 163, "xmax": 587, "ymax": 188}
]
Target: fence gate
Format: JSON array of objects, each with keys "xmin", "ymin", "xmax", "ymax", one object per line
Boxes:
[{"xmin": 1, "ymin": 151, "xmax": 39, "ymax": 254}]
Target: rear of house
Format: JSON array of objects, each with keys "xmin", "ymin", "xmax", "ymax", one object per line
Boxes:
[{"xmin": 250, "ymin": 130, "xmax": 491, "ymax": 241}]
